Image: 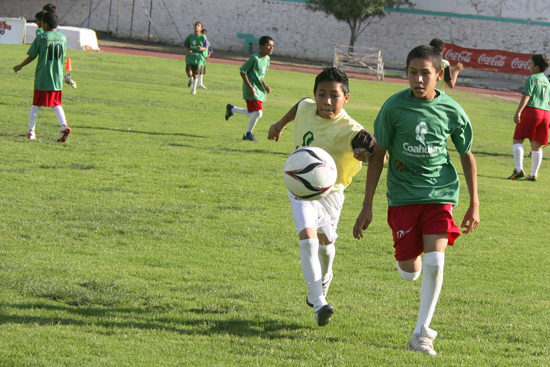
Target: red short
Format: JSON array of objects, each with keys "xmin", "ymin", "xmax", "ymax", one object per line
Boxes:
[
  {"xmin": 33, "ymin": 90, "xmax": 62, "ymax": 107},
  {"xmin": 387, "ymin": 204, "xmax": 461, "ymax": 261},
  {"xmin": 246, "ymin": 99, "xmax": 263, "ymax": 113},
  {"xmin": 513, "ymin": 106, "xmax": 549, "ymax": 145}
]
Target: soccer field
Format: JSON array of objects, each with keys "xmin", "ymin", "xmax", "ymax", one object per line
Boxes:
[{"xmin": 1, "ymin": 44, "xmax": 549, "ymax": 366}]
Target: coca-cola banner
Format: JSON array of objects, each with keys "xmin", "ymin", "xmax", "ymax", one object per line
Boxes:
[{"xmin": 444, "ymin": 43, "xmax": 532, "ymax": 76}]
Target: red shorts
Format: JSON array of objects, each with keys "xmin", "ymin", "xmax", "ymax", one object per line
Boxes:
[
  {"xmin": 387, "ymin": 204, "xmax": 461, "ymax": 261},
  {"xmin": 246, "ymin": 99, "xmax": 263, "ymax": 113},
  {"xmin": 513, "ymin": 106, "xmax": 549, "ymax": 145},
  {"xmin": 33, "ymin": 90, "xmax": 62, "ymax": 107}
]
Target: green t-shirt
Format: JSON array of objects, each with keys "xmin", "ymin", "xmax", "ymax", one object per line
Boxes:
[
  {"xmin": 27, "ymin": 30, "xmax": 67, "ymax": 91},
  {"xmin": 185, "ymin": 33, "xmax": 207, "ymax": 66},
  {"xmin": 240, "ymin": 52, "xmax": 270, "ymax": 102},
  {"xmin": 36, "ymin": 27, "xmax": 44, "ymax": 36},
  {"xmin": 523, "ymin": 73, "xmax": 550, "ymax": 111},
  {"xmin": 374, "ymin": 89, "xmax": 473, "ymax": 206}
]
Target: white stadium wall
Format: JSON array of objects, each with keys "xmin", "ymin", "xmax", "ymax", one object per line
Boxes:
[{"xmin": 3, "ymin": 0, "xmax": 550, "ymax": 70}]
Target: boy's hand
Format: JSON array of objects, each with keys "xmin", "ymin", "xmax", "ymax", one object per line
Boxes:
[
  {"xmin": 461, "ymin": 205, "xmax": 479, "ymax": 234},
  {"xmin": 13, "ymin": 65, "xmax": 22, "ymax": 73},
  {"xmin": 353, "ymin": 207, "xmax": 373, "ymax": 239},
  {"xmin": 265, "ymin": 85, "xmax": 272, "ymax": 94},
  {"xmin": 267, "ymin": 123, "xmax": 282, "ymax": 142},
  {"xmin": 248, "ymin": 86, "xmax": 255, "ymax": 97},
  {"xmin": 455, "ymin": 62, "xmax": 464, "ymax": 72},
  {"xmin": 514, "ymin": 111, "xmax": 521, "ymax": 124},
  {"xmin": 353, "ymin": 148, "xmax": 370, "ymax": 162}
]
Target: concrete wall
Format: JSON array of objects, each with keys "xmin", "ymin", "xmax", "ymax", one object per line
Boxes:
[{"xmin": 3, "ymin": 0, "xmax": 550, "ymax": 70}]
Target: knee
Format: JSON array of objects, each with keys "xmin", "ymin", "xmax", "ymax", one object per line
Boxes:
[
  {"xmin": 397, "ymin": 262, "xmax": 421, "ymax": 281},
  {"xmin": 255, "ymin": 110, "xmax": 263, "ymax": 119}
]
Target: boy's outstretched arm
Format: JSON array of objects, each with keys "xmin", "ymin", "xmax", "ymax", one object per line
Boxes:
[
  {"xmin": 267, "ymin": 101, "xmax": 300, "ymax": 142},
  {"xmin": 353, "ymin": 145, "xmax": 387, "ymax": 239},
  {"xmin": 459, "ymin": 151, "xmax": 480, "ymax": 234},
  {"xmin": 13, "ymin": 56, "xmax": 35, "ymax": 73}
]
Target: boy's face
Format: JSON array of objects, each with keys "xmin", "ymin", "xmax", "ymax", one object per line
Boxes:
[
  {"xmin": 259, "ymin": 40, "xmax": 274, "ymax": 57},
  {"xmin": 314, "ymin": 81, "xmax": 349, "ymax": 119},
  {"xmin": 194, "ymin": 23, "xmax": 202, "ymax": 33},
  {"xmin": 405, "ymin": 58, "xmax": 444, "ymax": 101},
  {"xmin": 35, "ymin": 20, "xmax": 42, "ymax": 27}
]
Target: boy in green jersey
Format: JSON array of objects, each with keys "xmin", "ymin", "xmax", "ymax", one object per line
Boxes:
[
  {"xmin": 225, "ymin": 36, "xmax": 274, "ymax": 142},
  {"xmin": 13, "ymin": 11, "xmax": 71, "ymax": 142},
  {"xmin": 353, "ymin": 45, "xmax": 479, "ymax": 355},
  {"xmin": 34, "ymin": 10, "xmax": 46, "ymax": 36},
  {"xmin": 507, "ymin": 54, "xmax": 550, "ymax": 181},
  {"xmin": 184, "ymin": 22, "xmax": 208, "ymax": 95},
  {"xmin": 197, "ymin": 28, "xmax": 212, "ymax": 89}
]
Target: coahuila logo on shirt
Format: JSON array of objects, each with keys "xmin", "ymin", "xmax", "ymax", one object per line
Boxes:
[
  {"xmin": 302, "ymin": 131, "xmax": 314, "ymax": 146},
  {"xmin": 403, "ymin": 121, "xmax": 442, "ymax": 156},
  {"xmin": 415, "ymin": 121, "xmax": 427, "ymax": 142}
]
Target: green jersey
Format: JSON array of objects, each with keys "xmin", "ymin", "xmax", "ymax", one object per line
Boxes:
[
  {"xmin": 374, "ymin": 89, "xmax": 473, "ymax": 206},
  {"xmin": 27, "ymin": 30, "xmax": 67, "ymax": 91},
  {"xmin": 240, "ymin": 52, "xmax": 270, "ymax": 102},
  {"xmin": 523, "ymin": 73, "xmax": 550, "ymax": 111},
  {"xmin": 185, "ymin": 33, "xmax": 207, "ymax": 66},
  {"xmin": 36, "ymin": 27, "xmax": 44, "ymax": 36}
]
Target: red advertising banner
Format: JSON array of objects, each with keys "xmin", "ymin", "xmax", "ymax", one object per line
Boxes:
[{"xmin": 444, "ymin": 43, "xmax": 532, "ymax": 76}]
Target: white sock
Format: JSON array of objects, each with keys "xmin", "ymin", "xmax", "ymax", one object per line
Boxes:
[
  {"xmin": 191, "ymin": 78, "xmax": 198, "ymax": 92},
  {"xmin": 198, "ymin": 74, "xmax": 204, "ymax": 86},
  {"xmin": 232, "ymin": 106, "xmax": 252, "ymax": 116},
  {"xmin": 513, "ymin": 143, "xmax": 524, "ymax": 172},
  {"xmin": 299, "ymin": 239, "xmax": 326, "ymax": 311},
  {"xmin": 531, "ymin": 150, "xmax": 542, "ymax": 177},
  {"xmin": 246, "ymin": 110, "xmax": 262, "ymax": 133},
  {"xmin": 52, "ymin": 106, "xmax": 67, "ymax": 128},
  {"xmin": 397, "ymin": 262, "xmax": 421, "ymax": 281},
  {"xmin": 29, "ymin": 105, "xmax": 40, "ymax": 131},
  {"xmin": 318, "ymin": 244, "xmax": 335, "ymax": 284},
  {"xmin": 414, "ymin": 252, "xmax": 445, "ymax": 335}
]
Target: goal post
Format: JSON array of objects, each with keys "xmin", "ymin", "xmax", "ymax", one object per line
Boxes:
[{"xmin": 333, "ymin": 45, "xmax": 385, "ymax": 80}]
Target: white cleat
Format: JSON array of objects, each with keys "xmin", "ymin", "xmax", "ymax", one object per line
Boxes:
[
  {"xmin": 199, "ymin": 85, "xmax": 207, "ymax": 89},
  {"xmin": 407, "ymin": 326, "xmax": 438, "ymax": 355},
  {"xmin": 28, "ymin": 130, "xmax": 36, "ymax": 140}
]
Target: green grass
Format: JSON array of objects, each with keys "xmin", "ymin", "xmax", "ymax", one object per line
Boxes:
[{"xmin": 1, "ymin": 44, "xmax": 549, "ymax": 366}]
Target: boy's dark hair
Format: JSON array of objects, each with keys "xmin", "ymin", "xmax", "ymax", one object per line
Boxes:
[
  {"xmin": 35, "ymin": 10, "xmax": 46, "ymax": 22},
  {"xmin": 43, "ymin": 3, "xmax": 57, "ymax": 12},
  {"xmin": 41, "ymin": 12, "xmax": 59, "ymax": 29},
  {"xmin": 259, "ymin": 36, "xmax": 273, "ymax": 46},
  {"xmin": 406, "ymin": 45, "xmax": 442, "ymax": 72},
  {"xmin": 429, "ymin": 38, "xmax": 445, "ymax": 53},
  {"xmin": 201, "ymin": 29, "xmax": 207, "ymax": 35},
  {"xmin": 313, "ymin": 67, "xmax": 349, "ymax": 95},
  {"xmin": 531, "ymin": 54, "xmax": 550, "ymax": 73}
]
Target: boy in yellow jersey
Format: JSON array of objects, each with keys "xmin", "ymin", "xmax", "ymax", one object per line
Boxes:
[
  {"xmin": 429, "ymin": 38, "xmax": 463, "ymax": 92},
  {"xmin": 268, "ymin": 67, "xmax": 377, "ymax": 326}
]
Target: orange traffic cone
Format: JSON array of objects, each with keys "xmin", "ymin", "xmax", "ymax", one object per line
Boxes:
[{"xmin": 65, "ymin": 57, "xmax": 72, "ymax": 71}]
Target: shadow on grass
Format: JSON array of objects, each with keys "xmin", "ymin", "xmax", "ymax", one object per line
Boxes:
[
  {"xmin": 78, "ymin": 126, "xmax": 207, "ymax": 139},
  {"xmin": 1, "ymin": 302, "xmax": 308, "ymax": 339},
  {"xmin": 169, "ymin": 143, "xmax": 290, "ymax": 157}
]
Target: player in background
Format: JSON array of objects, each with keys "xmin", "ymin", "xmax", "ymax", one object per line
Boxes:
[
  {"xmin": 34, "ymin": 10, "xmax": 46, "ymax": 36},
  {"xmin": 197, "ymin": 28, "xmax": 213, "ymax": 89},
  {"xmin": 184, "ymin": 21, "xmax": 208, "ymax": 95},
  {"xmin": 429, "ymin": 38, "xmax": 463, "ymax": 92},
  {"xmin": 268, "ymin": 67, "xmax": 377, "ymax": 326},
  {"xmin": 43, "ymin": 3, "xmax": 57, "ymax": 12},
  {"xmin": 225, "ymin": 36, "xmax": 274, "ymax": 142},
  {"xmin": 13, "ymin": 11, "xmax": 71, "ymax": 142},
  {"xmin": 354, "ymin": 45, "xmax": 479, "ymax": 355},
  {"xmin": 507, "ymin": 54, "xmax": 550, "ymax": 181}
]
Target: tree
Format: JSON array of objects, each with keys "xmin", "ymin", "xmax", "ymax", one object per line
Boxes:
[{"xmin": 305, "ymin": 0, "xmax": 414, "ymax": 51}]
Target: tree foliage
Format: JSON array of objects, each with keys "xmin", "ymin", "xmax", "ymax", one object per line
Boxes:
[{"xmin": 305, "ymin": 0, "xmax": 414, "ymax": 49}]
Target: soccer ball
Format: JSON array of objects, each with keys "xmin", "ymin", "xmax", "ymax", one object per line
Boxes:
[{"xmin": 282, "ymin": 147, "xmax": 337, "ymax": 200}]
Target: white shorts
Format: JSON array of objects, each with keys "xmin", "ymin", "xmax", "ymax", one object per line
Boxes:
[{"xmin": 288, "ymin": 189, "xmax": 345, "ymax": 244}]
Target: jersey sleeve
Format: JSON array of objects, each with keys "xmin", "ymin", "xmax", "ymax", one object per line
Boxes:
[
  {"xmin": 239, "ymin": 55, "xmax": 256, "ymax": 74},
  {"xmin": 450, "ymin": 113, "xmax": 473, "ymax": 154},
  {"xmin": 27, "ymin": 35, "xmax": 41, "ymax": 58},
  {"xmin": 373, "ymin": 102, "xmax": 393, "ymax": 150},
  {"xmin": 352, "ymin": 130, "xmax": 376, "ymax": 154},
  {"xmin": 522, "ymin": 75, "xmax": 536, "ymax": 96}
]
